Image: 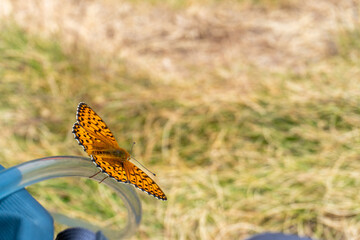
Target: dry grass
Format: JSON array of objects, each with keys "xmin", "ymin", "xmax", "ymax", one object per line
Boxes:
[{"xmin": 1, "ymin": 0, "xmax": 360, "ymax": 239}]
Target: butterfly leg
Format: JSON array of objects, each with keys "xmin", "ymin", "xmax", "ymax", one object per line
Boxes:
[
  {"xmin": 89, "ymin": 170, "xmax": 101, "ymax": 178},
  {"xmin": 99, "ymin": 176, "xmax": 108, "ymax": 183}
]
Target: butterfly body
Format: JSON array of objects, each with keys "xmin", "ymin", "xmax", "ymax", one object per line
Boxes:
[
  {"xmin": 72, "ymin": 102, "xmax": 167, "ymax": 201},
  {"xmin": 90, "ymin": 149, "xmax": 129, "ymax": 160}
]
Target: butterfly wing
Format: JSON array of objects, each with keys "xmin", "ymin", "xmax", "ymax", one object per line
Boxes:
[
  {"xmin": 76, "ymin": 102, "xmax": 119, "ymax": 149},
  {"xmin": 72, "ymin": 122, "xmax": 114, "ymax": 155},
  {"xmin": 94, "ymin": 155, "xmax": 167, "ymax": 200},
  {"xmin": 92, "ymin": 155, "xmax": 128, "ymax": 183},
  {"xmin": 124, "ymin": 161, "xmax": 167, "ymax": 200},
  {"xmin": 73, "ymin": 121, "xmax": 129, "ymax": 177}
]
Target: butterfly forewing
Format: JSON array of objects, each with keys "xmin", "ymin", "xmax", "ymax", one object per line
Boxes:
[
  {"xmin": 124, "ymin": 161, "xmax": 167, "ymax": 200},
  {"xmin": 76, "ymin": 102, "xmax": 119, "ymax": 149},
  {"xmin": 73, "ymin": 123, "xmax": 114, "ymax": 155}
]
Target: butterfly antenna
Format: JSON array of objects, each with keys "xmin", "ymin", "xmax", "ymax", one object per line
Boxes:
[
  {"xmin": 130, "ymin": 141, "xmax": 136, "ymax": 155},
  {"xmin": 131, "ymin": 156, "xmax": 157, "ymax": 177},
  {"xmin": 129, "ymin": 141, "xmax": 156, "ymax": 176}
]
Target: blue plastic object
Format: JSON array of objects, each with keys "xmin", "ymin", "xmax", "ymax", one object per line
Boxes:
[
  {"xmin": 0, "ymin": 156, "xmax": 142, "ymax": 239},
  {"xmin": 0, "ymin": 164, "xmax": 54, "ymax": 240}
]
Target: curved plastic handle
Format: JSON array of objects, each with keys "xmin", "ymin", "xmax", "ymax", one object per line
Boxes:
[{"xmin": 0, "ymin": 156, "xmax": 142, "ymax": 239}]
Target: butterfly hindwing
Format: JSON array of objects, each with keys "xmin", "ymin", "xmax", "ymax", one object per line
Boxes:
[{"xmin": 92, "ymin": 155, "xmax": 128, "ymax": 183}]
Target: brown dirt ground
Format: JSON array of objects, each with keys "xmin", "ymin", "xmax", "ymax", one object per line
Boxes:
[{"xmin": 1, "ymin": 0, "xmax": 358, "ymax": 80}]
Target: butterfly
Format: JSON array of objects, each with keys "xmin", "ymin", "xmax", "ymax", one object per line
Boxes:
[{"xmin": 72, "ymin": 102, "xmax": 167, "ymax": 200}]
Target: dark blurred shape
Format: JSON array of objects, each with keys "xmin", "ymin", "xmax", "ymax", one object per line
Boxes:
[{"xmin": 246, "ymin": 232, "xmax": 314, "ymax": 240}]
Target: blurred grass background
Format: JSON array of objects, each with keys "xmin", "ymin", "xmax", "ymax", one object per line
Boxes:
[{"xmin": 1, "ymin": 0, "xmax": 360, "ymax": 239}]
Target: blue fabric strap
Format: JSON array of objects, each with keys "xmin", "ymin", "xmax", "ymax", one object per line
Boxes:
[{"xmin": 0, "ymin": 165, "xmax": 54, "ymax": 240}]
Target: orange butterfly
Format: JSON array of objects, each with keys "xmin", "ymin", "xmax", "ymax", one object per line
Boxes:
[{"xmin": 72, "ymin": 102, "xmax": 167, "ymax": 200}]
